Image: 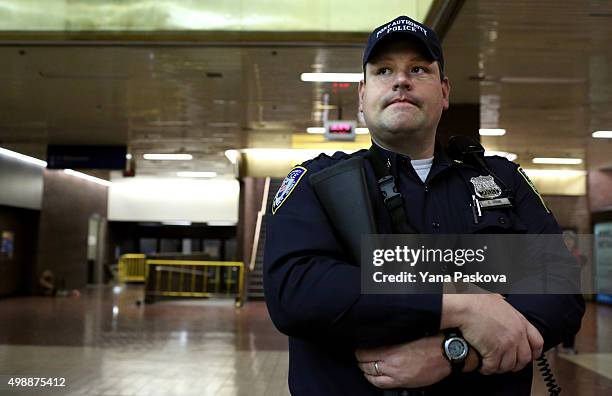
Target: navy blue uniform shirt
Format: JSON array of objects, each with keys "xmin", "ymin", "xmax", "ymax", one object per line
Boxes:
[{"xmin": 264, "ymin": 144, "xmax": 585, "ymax": 395}]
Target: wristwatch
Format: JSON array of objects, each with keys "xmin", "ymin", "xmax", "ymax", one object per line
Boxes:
[{"xmin": 442, "ymin": 330, "xmax": 469, "ymax": 374}]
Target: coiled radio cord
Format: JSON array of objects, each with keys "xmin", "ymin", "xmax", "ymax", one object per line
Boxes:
[{"xmin": 537, "ymin": 354, "xmax": 562, "ymax": 395}]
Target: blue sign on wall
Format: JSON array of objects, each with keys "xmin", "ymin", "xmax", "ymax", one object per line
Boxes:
[{"xmin": 1, "ymin": 231, "xmax": 14, "ymax": 259}]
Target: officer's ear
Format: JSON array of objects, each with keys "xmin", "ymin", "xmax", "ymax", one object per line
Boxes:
[
  {"xmin": 358, "ymin": 77, "xmax": 365, "ymax": 113},
  {"xmin": 441, "ymin": 75, "xmax": 450, "ymax": 111}
]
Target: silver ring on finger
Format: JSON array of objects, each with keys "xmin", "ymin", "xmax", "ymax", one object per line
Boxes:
[{"xmin": 374, "ymin": 360, "xmax": 382, "ymax": 376}]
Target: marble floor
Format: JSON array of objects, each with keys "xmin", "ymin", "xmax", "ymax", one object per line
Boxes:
[{"xmin": 0, "ymin": 285, "xmax": 610, "ymax": 395}]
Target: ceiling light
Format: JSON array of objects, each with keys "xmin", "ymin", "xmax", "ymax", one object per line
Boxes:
[
  {"xmin": 176, "ymin": 171, "xmax": 217, "ymax": 178},
  {"xmin": 143, "ymin": 153, "xmax": 193, "ymax": 161},
  {"xmin": 499, "ymin": 77, "xmax": 586, "ymax": 84},
  {"xmin": 125, "ymin": 153, "xmax": 132, "ymax": 160},
  {"xmin": 241, "ymin": 148, "xmax": 358, "ymax": 161},
  {"xmin": 306, "ymin": 127, "xmax": 325, "ymax": 134},
  {"xmin": 485, "ymin": 151, "xmax": 518, "ymax": 161},
  {"xmin": 532, "ymin": 157, "xmax": 583, "ymax": 165},
  {"xmin": 479, "ymin": 128, "xmax": 506, "ymax": 136},
  {"xmin": 592, "ymin": 130, "xmax": 612, "ymax": 138},
  {"xmin": 162, "ymin": 221, "xmax": 192, "ymax": 226},
  {"xmin": 0, "ymin": 146, "xmax": 47, "ymax": 167},
  {"xmin": 300, "ymin": 73, "xmax": 362, "ymax": 83},
  {"xmin": 521, "ymin": 169, "xmax": 587, "ymax": 177},
  {"xmin": 64, "ymin": 169, "xmax": 112, "ymax": 187},
  {"xmin": 307, "ymin": 127, "xmax": 369, "ymax": 134},
  {"xmin": 207, "ymin": 221, "xmax": 237, "ymax": 226}
]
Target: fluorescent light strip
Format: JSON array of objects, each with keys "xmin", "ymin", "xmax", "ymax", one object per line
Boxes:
[
  {"xmin": 485, "ymin": 151, "xmax": 518, "ymax": 161},
  {"xmin": 306, "ymin": 127, "xmax": 325, "ymax": 134},
  {"xmin": 300, "ymin": 73, "xmax": 362, "ymax": 83},
  {"xmin": 162, "ymin": 221, "xmax": 192, "ymax": 226},
  {"xmin": 176, "ymin": 171, "xmax": 217, "ymax": 178},
  {"xmin": 522, "ymin": 169, "xmax": 587, "ymax": 177},
  {"xmin": 0, "ymin": 147, "xmax": 47, "ymax": 167},
  {"xmin": 143, "ymin": 153, "xmax": 193, "ymax": 160},
  {"xmin": 593, "ymin": 130, "xmax": 612, "ymax": 138},
  {"xmin": 226, "ymin": 148, "xmax": 361, "ymax": 165},
  {"xmin": 532, "ymin": 157, "xmax": 583, "ymax": 165},
  {"xmin": 307, "ymin": 127, "xmax": 369, "ymax": 134},
  {"xmin": 207, "ymin": 221, "xmax": 237, "ymax": 226},
  {"xmin": 479, "ymin": 128, "xmax": 506, "ymax": 136},
  {"xmin": 64, "ymin": 169, "xmax": 112, "ymax": 187}
]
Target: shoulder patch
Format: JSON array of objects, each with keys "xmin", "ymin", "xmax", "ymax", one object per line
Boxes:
[
  {"xmin": 272, "ymin": 166, "xmax": 307, "ymax": 215},
  {"xmin": 517, "ymin": 166, "xmax": 550, "ymax": 213}
]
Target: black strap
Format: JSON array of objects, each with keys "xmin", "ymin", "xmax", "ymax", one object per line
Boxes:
[{"xmin": 367, "ymin": 146, "xmax": 417, "ymax": 234}]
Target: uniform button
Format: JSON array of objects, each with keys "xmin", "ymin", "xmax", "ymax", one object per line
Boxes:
[
  {"xmin": 424, "ymin": 185, "xmax": 430, "ymax": 192},
  {"xmin": 432, "ymin": 221, "xmax": 440, "ymax": 229},
  {"xmin": 497, "ymin": 216, "xmax": 506, "ymax": 224}
]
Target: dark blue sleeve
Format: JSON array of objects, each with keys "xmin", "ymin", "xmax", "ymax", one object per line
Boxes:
[
  {"xmin": 501, "ymin": 162, "xmax": 585, "ymax": 350},
  {"xmin": 264, "ymin": 163, "xmax": 442, "ymax": 347}
]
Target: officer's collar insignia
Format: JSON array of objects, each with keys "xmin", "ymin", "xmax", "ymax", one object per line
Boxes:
[
  {"xmin": 272, "ymin": 166, "xmax": 307, "ymax": 215},
  {"xmin": 470, "ymin": 175, "xmax": 502, "ymax": 199}
]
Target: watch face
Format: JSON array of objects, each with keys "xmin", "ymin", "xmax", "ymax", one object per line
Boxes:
[
  {"xmin": 448, "ymin": 339, "xmax": 466, "ymax": 358},
  {"xmin": 445, "ymin": 337, "xmax": 468, "ymax": 361}
]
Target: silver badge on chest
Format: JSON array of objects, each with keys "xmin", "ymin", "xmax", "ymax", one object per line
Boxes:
[{"xmin": 470, "ymin": 175, "xmax": 502, "ymax": 199}]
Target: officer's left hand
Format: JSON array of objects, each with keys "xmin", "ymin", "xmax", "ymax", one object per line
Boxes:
[{"xmin": 356, "ymin": 334, "xmax": 455, "ymax": 389}]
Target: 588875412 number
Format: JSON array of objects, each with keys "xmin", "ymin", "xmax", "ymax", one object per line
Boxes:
[{"xmin": 7, "ymin": 377, "xmax": 66, "ymax": 387}]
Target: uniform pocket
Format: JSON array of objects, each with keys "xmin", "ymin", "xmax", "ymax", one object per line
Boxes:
[{"xmin": 468, "ymin": 209, "xmax": 528, "ymax": 234}]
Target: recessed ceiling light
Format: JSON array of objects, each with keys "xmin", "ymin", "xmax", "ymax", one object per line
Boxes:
[
  {"xmin": 592, "ymin": 130, "xmax": 612, "ymax": 138},
  {"xmin": 479, "ymin": 128, "xmax": 506, "ymax": 136},
  {"xmin": 240, "ymin": 148, "xmax": 358, "ymax": 160},
  {"xmin": 143, "ymin": 153, "xmax": 193, "ymax": 161},
  {"xmin": 162, "ymin": 221, "xmax": 192, "ymax": 226},
  {"xmin": 0, "ymin": 146, "xmax": 47, "ymax": 167},
  {"xmin": 532, "ymin": 157, "xmax": 583, "ymax": 165},
  {"xmin": 64, "ymin": 169, "xmax": 112, "ymax": 187},
  {"xmin": 306, "ymin": 127, "xmax": 325, "ymax": 134},
  {"xmin": 176, "ymin": 171, "xmax": 217, "ymax": 178},
  {"xmin": 300, "ymin": 73, "xmax": 362, "ymax": 83},
  {"xmin": 307, "ymin": 127, "xmax": 369, "ymax": 134},
  {"xmin": 207, "ymin": 221, "xmax": 237, "ymax": 226}
]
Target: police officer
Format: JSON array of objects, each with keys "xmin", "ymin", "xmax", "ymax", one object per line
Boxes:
[{"xmin": 264, "ymin": 15, "xmax": 584, "ymax": 395}]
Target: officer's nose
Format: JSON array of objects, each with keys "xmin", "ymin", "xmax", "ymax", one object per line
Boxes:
[{"xmin": 393, "ymin": 71, "xmax": 413, "ymax": 91}]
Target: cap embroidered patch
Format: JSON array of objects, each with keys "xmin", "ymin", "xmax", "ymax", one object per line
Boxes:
[
  {"xmin": 272, "ymin": 166, "xmax": 307, "ymax": 215},
  {"xmin": 517, "ymin": 166, "xmax": 550, "ymax": 213}
]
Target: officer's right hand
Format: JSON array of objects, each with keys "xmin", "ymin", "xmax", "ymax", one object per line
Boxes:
[{"xmin": 441, "ymin": 293, "xmax": 544, "ymax": 375}]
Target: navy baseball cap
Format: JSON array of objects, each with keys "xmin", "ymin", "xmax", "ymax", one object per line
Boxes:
[{"xmin": 363, "ymin": 15, "xmax": 444, "ymax": 73}]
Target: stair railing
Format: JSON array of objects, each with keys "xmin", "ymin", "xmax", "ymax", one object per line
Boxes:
[{"xmin": 249, "ymin": 177, "xmax": 271, "ymax": 271}]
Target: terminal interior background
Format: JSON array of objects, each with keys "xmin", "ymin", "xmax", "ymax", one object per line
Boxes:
[{"xmin": 1, "ymin": 1, "xmax": 612, "ymax": 395}]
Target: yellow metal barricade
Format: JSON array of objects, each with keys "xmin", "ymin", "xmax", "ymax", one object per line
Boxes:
[
  {"xmin": 118, "ymin": 254, "xmax": 147, "ymax": 283},
  {"xmin": 145, "ymin": 260, "xmax": 245, "ymax": 307}
]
